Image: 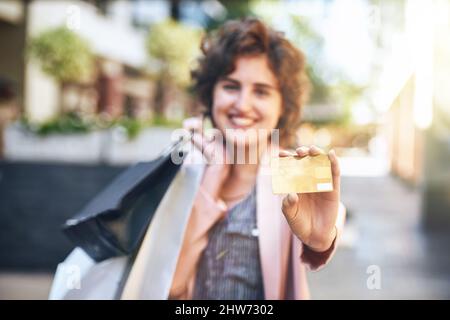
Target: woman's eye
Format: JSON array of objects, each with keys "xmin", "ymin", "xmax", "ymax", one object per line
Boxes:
[
  {"xmin": 255, "ymin": 89, "xmax": 269, "ymax": 97},
  {"xmin": 223, "ymin": 84, "xmax": 239, "ymax": 91}
]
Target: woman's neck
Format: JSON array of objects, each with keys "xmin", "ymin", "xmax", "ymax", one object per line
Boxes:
[
  {"xmin": 229, "ymin": 162, "xmax": 259, "ymax": 181},
  {"xmin": 219, "ymin": 140, "xmax": 274, "ymax": 203},
  {"xmin": 220, "ymin": 163, "xmax": 258, "ymax": 205}
]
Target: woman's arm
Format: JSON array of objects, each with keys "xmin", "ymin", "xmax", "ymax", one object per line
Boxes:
[
  {"xmin": 300, "ymin": 201, "xmax": 346, "ymax": 271},
  {"xmin": 280, "ymin": 146, "xmax": 346, "ymax": 270},
  {"xmin": 169, "ymin": 167, "xmax": 228, "ymax": 299}
]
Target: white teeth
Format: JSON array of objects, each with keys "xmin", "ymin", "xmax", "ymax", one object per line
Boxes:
[{"xmin": 230, "ymin": 116, "xmax": 254, "ymax": 127}]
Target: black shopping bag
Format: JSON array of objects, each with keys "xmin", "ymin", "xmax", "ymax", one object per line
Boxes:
[{"xmin": 62, "ymin": 138, "xmax": 188, "ymax": 262}]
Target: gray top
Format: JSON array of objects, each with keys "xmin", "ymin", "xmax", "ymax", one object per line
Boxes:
[{"xmin": 192, "ymin": 186, "xmax": 265, "ymax": 300}]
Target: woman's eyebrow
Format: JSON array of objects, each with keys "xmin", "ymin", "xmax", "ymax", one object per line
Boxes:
[
  {"xmin": 222, "ymin": 77, "xmax": 277, "ymax": 90},
  {"xmin": 254, "ymin": 82, "xmax": 277, "ymax": 90},
  {"xmin": 221, "ymin": 77, "xmax": 240, "ymax": 84}
]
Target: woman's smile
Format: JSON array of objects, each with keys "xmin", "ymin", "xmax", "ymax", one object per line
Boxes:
[{"xmin": 227, "ymin": 114, "xmax": 260, "ymax": 130}]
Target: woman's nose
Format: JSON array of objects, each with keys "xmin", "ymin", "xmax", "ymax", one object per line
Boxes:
[{"xmin": 234, "ymin": 90, "xmax": 253, "ymax": 113}]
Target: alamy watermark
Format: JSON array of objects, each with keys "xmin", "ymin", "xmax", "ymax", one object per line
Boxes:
[
  {"xmin": 66, "ymin": 5, "xmax": 81, "ymax": 31},
  {"xmin": 169, "ymin": 128, "xmax": 281, "ymax": 167},
  {"xmin": 61, "ymin": 264, "xmax": 81, "ymax": 290},
  {"xmin": 366, "ymin": 265, "xmax": 382, "ymax": 290}
]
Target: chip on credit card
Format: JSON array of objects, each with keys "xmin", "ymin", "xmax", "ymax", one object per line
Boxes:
[{"xmin": 271, "ymin": 154, "xmax": 334, "ymax": 194}]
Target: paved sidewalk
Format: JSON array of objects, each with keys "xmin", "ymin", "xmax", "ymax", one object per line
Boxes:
[
  {"xmin": 307, "ymin": 175, "xmax": 450, "ymax": 299},
  {"xmin": 0, "ymin": 273, "xmax": 52, "ymax": 300}
]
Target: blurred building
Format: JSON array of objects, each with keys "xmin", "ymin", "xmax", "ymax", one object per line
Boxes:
[
  {"xmin": 379, "ymin": 0, "xmax": 450, "ymax": 226},
  {"xmin": 0, "ymin": 1, "xmax": 25, "ymax": 157},
  {"xmin": 0, "ymin": 0, "xmax": 228, "ymax": 128},
  {"xmin": 0, "ymin": 0, "xmax": 160, "ymax": 124}
]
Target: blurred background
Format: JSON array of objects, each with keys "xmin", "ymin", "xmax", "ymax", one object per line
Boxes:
[{"xmin": 0, "ymin": 0, "xmax": 449, "ymax": 299}]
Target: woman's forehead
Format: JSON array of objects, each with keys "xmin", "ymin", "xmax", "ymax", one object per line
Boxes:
[{"xmin": 224, "ymin": 55, "xmax": 278, "ymax": 87}]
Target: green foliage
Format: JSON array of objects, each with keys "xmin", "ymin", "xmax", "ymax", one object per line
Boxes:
[
  {"xmin": 205, "ymin": 0, "xmax": 255, "ymax": 30},
  {"xmin": 21, "ymin": 112, "xmax": 93, "ymax": 136},
  {"xmin": 287, "ymin": 15, "xmax": 331, "ymax": 104},
  {"xmin": 110, "ymin": 116, "xmax": 182, "ymax": 139},
  {"xmin": 146, "ymin": 19, "xmax": 202, "ymax": 87},
  {"xmin": 330, "ymin": 81, "xmax": 367, "ymax": 126},
  {"xmin": 20, "ymin": 113, "xmax": 183, "ymax": 140},
  {"xmin": 287, "ymin": 15, "xmax": 368, "ymax": 126},
  {"xmin": 113, "ymin": 117, "xmax": 148, "ymax": 140},
  {"xmin": 28, "ymin": 26, "xmax": 94, "ymax": 83},
  {"xmin": 150, "ymin": 114, "xmax": 183, "ymax": 128}
]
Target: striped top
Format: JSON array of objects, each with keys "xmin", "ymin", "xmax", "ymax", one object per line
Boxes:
[{"xmin": 192, "ymin": 186, "xmax": 265, "ymax": 300}]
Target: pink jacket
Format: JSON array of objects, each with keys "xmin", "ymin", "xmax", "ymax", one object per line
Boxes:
[{"xmin": 169, "ymin": 155, "xmax": 346, "ymax": 300}]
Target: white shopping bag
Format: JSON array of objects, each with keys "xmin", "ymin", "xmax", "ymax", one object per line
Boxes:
[{"xmin": 48, "ymin": 248, "xmax": 128, "ymax": 300}]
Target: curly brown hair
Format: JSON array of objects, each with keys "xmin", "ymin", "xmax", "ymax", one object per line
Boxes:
[{"xmin": 191, "ymin": 17, "xmax": 310, "ymax": 148}]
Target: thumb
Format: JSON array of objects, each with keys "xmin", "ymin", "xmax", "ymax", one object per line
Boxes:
[{"xmin": 282, "ymin": 193, "xmax": 299, "ymax": 222}]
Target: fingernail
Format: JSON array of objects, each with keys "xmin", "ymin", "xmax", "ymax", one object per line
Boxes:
[{"xmin": 287, "ymin": 193, "xmax": 297, "ymax": 205}]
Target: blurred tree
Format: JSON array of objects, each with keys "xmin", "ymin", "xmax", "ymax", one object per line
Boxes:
[
  {"xmin": 28, "ymin": 26, "xmax": 94, "ymax": 114},
  {"xmin": 330, "ymin": 80, "xmax": 366, "ymax": 126},
  {"xmin": 80, "ymin": 0, "xmax": 108, "ymax": 14},
  {"xmin": 288, "ymin": 15, "xmax": 366, "ymax": 125},
  {"xmin": 288, "ymin": 15, "xmax": 330, "ymax": 105},
  {"xmin": 146, "ymin": 19, "xmax": 201, "ymax": 116},
  {"xmin": 28, "ymin": 26, "xmax": 93, "ymax": 83},
  {"xmin": 170, "ymin": 0, "xmax": 181, "ymax": 20},
  {"xmin": 205, "ymin": 0, "xmax": 254, "ymax": 30}
]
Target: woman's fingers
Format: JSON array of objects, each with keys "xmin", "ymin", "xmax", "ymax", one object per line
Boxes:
[
  {"xmin": 281, "ymin": 193, "xmax": 299, "ymax": 222},
  {"xmin": 191, "ymin": 132, "xmax": 205, "ymax": 153},
  {"xmin": 280, "ymin": 145, "xmax": 326, "ymax": 158},
  {"xmin": 328, "ymin": 149, "xmax": 341, "ymax": 191},
  {"xmin": 309, "ymin": 145, "xmax": 324, "ymax": 156},
  {"xmin": 279, "ymin": 150, "xmax": 295, "ymax": 157},
  {"xmin": 278, "ymin": 145, "xmax": 325, "ymax": 158},
  {"xmin": 191, "ymin": 131, "xmax": 228, "ymax": 165},
  {"xmin": 294, "ymin": 145, "xmax": 324, "ymax": 158},
  {"xmin": 182, "ymin": 117, "xmax": 203, "ymax": 134},
  {"xmin": 191, "ymin": 132, "xmax": 214, "ymax": 161},
  {"xmin": 295, "ymin": 146, "xmax": 309, "ymax": 157}
]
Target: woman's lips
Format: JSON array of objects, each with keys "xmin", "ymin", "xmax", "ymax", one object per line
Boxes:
[{"xmin": 228, "ymin": 115, "xmax": 257, "ymax": 129}]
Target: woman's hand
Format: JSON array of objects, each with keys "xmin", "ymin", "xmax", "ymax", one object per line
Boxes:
[
  {"xmin": 280, "ymin": 145, "xmax": 341, "ymax": 252},
  {"xmin": 183, "ymin": 117, "xmax": 231, "ymax": 199}
]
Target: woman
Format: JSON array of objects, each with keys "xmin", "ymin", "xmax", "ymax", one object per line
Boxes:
[{"xmin": 169, "ymin": 18, "xmax": 345, "ymax": 300}]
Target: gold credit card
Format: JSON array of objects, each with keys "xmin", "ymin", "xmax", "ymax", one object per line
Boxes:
[{"xmin": 271, "ymin": 154, "xmax": 333, "ymax": 194}]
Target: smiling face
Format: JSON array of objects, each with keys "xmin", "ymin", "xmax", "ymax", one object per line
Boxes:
[{"xmin": 211, "ymin": 54, "xmax": 282, "ymax": 149}]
